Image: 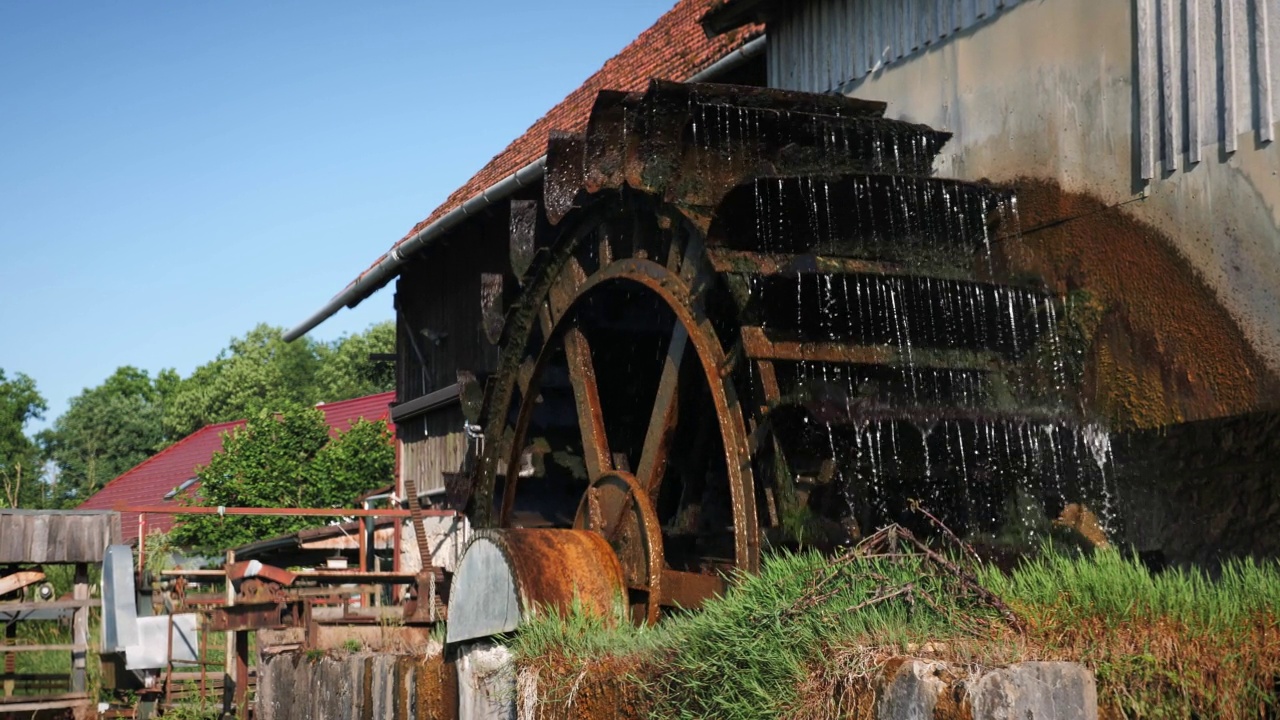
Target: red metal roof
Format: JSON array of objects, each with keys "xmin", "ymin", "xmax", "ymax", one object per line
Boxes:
[
  {"xmin": 78, "ymin": 391, "xmax": 396, "ymax": 543},
  {"xmin": 349, "ymin": 0, "xmax": 762, "ymax": 286}
]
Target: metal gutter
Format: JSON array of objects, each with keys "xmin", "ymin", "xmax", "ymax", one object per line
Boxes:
[
  {"xmin": 691, "ymin": 31, "xmax": 767, "ymax": 77},
  {"xmin": 284, "ymin": 34, "xmax": 768, "ymax": 342},
  {"xmin": 390, "ymin": 381, "xmax": 461, "ymax": 422}
]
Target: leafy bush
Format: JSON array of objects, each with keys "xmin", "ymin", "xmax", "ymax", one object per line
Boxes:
[{"xmin": 170, "ymin": 406, "xmax": 393, "ymax": 552}]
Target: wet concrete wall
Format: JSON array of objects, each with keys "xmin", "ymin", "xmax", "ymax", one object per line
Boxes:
[
  {"xmin": 256, "ymin": 645, "xmax": 456, "ymax": 720},
  {"xmin": 1114, "ymin": 409, "xmax": 1280, "ymax": 566},
  {"xmin": 824, "ymin": 0, "xmax": 1280, "ymax": 426}
]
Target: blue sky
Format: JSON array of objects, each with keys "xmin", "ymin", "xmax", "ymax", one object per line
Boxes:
[{"xmin": 1, "ymin": 1, "xmax": 675, "ymax": 433}]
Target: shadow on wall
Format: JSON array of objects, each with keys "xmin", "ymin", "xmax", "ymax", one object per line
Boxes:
[{"xmin": 1112, "ymin": 409, "xmax": 1280, "ymax": 568}]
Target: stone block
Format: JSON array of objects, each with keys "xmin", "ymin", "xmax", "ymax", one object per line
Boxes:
[
  {"xmin": 970, "ymin": 661, "xmax": 1097, "ymax": 720},
  {"xmin": 877, "ymin": 659, "xmax": 949, "ymax": 720}
]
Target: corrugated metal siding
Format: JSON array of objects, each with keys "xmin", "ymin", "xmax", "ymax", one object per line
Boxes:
[
  {"xmin": 1137, "ymin": 0, "xmax": 1277, "ymax": 179},
  {"xmin": 768, "ymin": 0, "xmax": 1020, "ymax": 93}
]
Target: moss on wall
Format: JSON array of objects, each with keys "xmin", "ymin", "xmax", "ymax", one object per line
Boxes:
[{"xmin": 993, "ymin": 178, "xmax": 1280, "ymax": 430}]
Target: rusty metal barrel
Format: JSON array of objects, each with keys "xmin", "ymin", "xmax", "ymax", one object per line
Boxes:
[{"xmin": 446, "ymin": 528, "xmax": 625, "ymax": 644}]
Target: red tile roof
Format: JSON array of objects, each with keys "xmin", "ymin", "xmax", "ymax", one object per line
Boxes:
[
  {"xmin": 360, "ymin": 0, "xmax": 762, "ymax": 281},
  {"xmin": 78, "ymin": 392, "xmax": 396, "ymax": 543}
]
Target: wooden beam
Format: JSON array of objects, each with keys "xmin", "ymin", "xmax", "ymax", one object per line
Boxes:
[
  {"xmin": 564, "ymin": 327, "xmax": 612, "ymax": 481},
  {"xmin": 0, "ymin": 599, "xmax": 101, "ymax": 613},
  {"xmin": 707, "ymin": 248, "xmax": 906, "ymax": 277},
  {"xmin": 0, "ymin": 570, "xmax": 45, "ymax": 596},
  {"xmin": 740, "ymin": 327, "xmax": 1001, "ymax": 370},
  {"xmin": 0, "ymin": 692, "xmax": 90, "ymax": 712},
  {"xmin": 635, "ymin": 324, "xmax": 688, "ymax": 495}
]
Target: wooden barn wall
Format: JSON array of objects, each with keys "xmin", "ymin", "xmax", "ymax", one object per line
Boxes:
[
  {"xmin": 1136, "ymin": 0, "xmax": 1278, "ymax": 179},
  {"xmin": 398, "ymin": 405, "xmax": 468, "ymax": 498},
  {"xmin": 767, "ymin": 0, "xmax": 1020, "ymax": 93},
  {"xmin": 400, "ymin": 426, "xmax": 467, "ymax": 497},
  {"xmin": 394, "ymin": 211, "xmax": 510, "ymax": 403},
  {"xmin": 393, "ymin": 207, "xmax": 512, "ymax": 501}
]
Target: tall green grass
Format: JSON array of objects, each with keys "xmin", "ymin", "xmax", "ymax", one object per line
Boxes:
[
  {"xmin": 510, "ymin": 542, "xmax": 1280, "ymax": 719},
  {"xmin": 981, "ymin": 546, "xmax": 1280, "ymax": 628},
  {"xmin": 983, "ymin": 548, "xmax": 1280, "ymax": 719},
  {"xmin": 650, "ymin": 550, "xmax": 996, "ymax": 719}
]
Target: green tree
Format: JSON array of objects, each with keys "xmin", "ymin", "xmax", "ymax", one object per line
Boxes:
[
  {"xmin": 162, "ymin": 322, "xmax": 393, "ymax": 440},
  {"xmin": 0, "ymin": 369, "xmax": 47, "ymax": 508},
  {"xmin": 170, "ymin": 406, "xmax": 394, "ymax": 552},
  {"xmin": 42, "ymin": 366, "xmax": 177, "ymax": 508},
  {"xmin": 163, "ymin": 325, "xmax": 324, "ymax": 439},
  {"xmin": 315, "ymin": 321, "xmax": 395, "ymax": 401}
]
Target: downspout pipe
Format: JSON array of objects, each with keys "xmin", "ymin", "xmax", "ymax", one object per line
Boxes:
[{"xmin": 284, "ymin": 34, "xmax": 767, "ymax": 343}]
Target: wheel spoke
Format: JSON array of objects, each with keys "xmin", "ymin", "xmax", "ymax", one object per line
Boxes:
[
  {"xmin": 636, "ymin": 323, "xmax": 688, "ymax": 495},
  {"xmin": 564, "ymin": 326, "xmax": 613, "ymax": 481}
]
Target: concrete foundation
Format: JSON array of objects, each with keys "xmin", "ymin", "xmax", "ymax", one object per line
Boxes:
[{"xmin": 256, "ymin": 643, "xmax": 455, "ymax": 720}]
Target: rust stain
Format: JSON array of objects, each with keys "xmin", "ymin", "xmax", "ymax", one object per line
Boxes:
[
  {"xmin": 995, "ymin": 178, "xmax": 1280, "ymax": 429},
  {"xmin": 411, "ymin": 652, "xmax": 457, "ymax": 720},
  {"xmin": 500, "ymin": 529, "xmax": 626, "ymax": 621},
  {"xmin": 522, "ymin": 653, "xmax": 654, "ymax": 720}
]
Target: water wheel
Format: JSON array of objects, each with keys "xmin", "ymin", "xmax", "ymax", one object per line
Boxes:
[{"xmin": 460, "ymin": 81, "xmax": 1111, "ymax": 625}]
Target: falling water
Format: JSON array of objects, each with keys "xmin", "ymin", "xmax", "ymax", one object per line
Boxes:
[{"xmin": 669, "ymin": 88, "xmax": 1118, "ymax": 546}]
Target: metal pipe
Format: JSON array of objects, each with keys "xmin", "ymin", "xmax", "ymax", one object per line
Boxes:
[
  {"xmin": 283, "ymin": 158, "xmax": 545, "ymax": 342},
  {"xmin": 688, "ymin": 34, "xmax": 767, "ymax": 82},
  {"xmin": 283, "ymin": 34, "xmax": 767, "ymax": 342},
  {"xmin": 119, "ymin": 504, "xmax": 456, "ymax": 518},
  {"xmin": 361, "ymin": 491, "xmax": 397, "ymax": 577}
]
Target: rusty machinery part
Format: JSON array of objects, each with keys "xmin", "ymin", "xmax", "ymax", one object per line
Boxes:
[
  {"xmin": 403, "ymin": 567, "xmax": 448, "ymax": 623},
  {"xmin": 468, "ymin": 81, "xmax": 1097, "ymax": 621},
  {"xmin": 208, "ymin": 600, "xmax": 301, "ymax": 633},
  {"xmin": 446, "ymin": 529, "xmax": 624, "ymax": 645},
  {"xmin": 235, "ymin": 577, "xmax": 286, "ymax": 605},
  {"xmin": 572, "ymin": 471, "xmax": 664, "ymax": 624},
  {"xmin": 226, "ymin": 560, "xmax": 297, "ymax": 588}
]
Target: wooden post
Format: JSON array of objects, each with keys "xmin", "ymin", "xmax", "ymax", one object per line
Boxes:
[
  {"xmin": 3, "ymin": 620, "xmax": 15, "ymax": 697},
  {"xmin": 137, "ymin": 513, "xmax": 147, "ymax": 578},
  {"xmin": 358, "ymin": 516, "xmax": 368, "ymax": 572},
  {"xmin": 71, "ymin": 562, "xmax": 88, "ymax": 693},
  {"xmin": 393, "ymin": 516, "xmax": 402, "ymax": 576},
  {"xmin": 234, "ymin": 630, "xmax": 250, "ymax": 718},
  {"xmin": 223, "ymin": 550, "xmax": 236, "ymax": 716}
]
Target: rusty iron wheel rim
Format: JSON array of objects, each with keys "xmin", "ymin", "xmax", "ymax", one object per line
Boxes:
[
  {"xmin": 479, "ymin": 195, "xmax": 761, "ymax": 601},
  {"xmin": 572, "ymin": 470, "xmax": 665, "ymax": 625}
]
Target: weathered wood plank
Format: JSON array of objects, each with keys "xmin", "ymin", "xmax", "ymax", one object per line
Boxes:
[
  {"xmin": 71, "ymin": 564, "xmax": 88, "ymax": 693},
  {"xmin": 1160, "ymin": 0, "xmax": 1180, "ymax": 173},
  {"xmin": 0, "ymin": 570, "xmax": 45, "ymax": 596},
  {"xmin": 0, "ymin": 511, "xmax": 120, "ymax": 563},
  {"xmin": 0, "ymin": 599, "xmax": 101, "ymax": 613}
]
